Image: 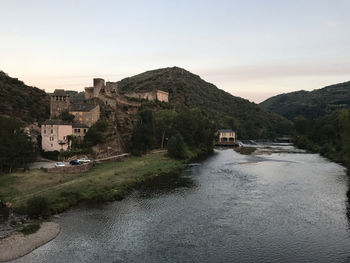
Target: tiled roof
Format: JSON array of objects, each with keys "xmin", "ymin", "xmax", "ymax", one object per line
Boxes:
[
  {"xmin": 69, "ymin": 103, "xmax": 97, "ymax": 112},
  {"xmin": 73, "ymin": 123, "xmax": 89, "ymax": 128},
  {"xmin": 52, "ymin": 89, "xmax": 68, "ymax": 96},
  {"xmin": 218, "ymin": 129, "xmax": 234, "ymax": 133},
  {"xmin": 41, "ymin": 120, "xmax": 72, "ymax": 126}
]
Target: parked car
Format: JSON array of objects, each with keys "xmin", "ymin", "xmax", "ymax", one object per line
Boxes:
[
  {"xmin": 55, "ymin": 162, "xmax": 65, "ymax": 167},
  {"xmin": 69, "ymin": 160, "xmax": 82, "ymax": 165},
  {"xmin": 78, "ymin": 158, "xmax": 91, "ymax": 163}
]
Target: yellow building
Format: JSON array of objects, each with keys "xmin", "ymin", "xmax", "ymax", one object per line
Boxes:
[{"xmin": 217, "ymin": 129, "xmax": 236, "ymax": 145}]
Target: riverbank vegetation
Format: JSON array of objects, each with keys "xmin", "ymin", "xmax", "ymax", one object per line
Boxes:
[
  {"xmin": 132, "ymin": 108, "xmax": 216, "ymax": 160},
  {"xmin": 234, "ymin": 147, "xmax": 257, "ymax": 155},
  {"xmin": 293, "ymin": 109, "xmax": 350, "ymax": 168},
  {"xmin": 0, "ymin": 116, "xmax": 35, "ymax": 173},
  {"xmin": 0, "ymin": 152, "xmax": 183, "ymax": 217}
]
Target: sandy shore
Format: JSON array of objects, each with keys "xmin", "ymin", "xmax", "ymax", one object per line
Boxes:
[{"xmin": 0, "ymin": 222, "xmax": 60, "ymax": 262}]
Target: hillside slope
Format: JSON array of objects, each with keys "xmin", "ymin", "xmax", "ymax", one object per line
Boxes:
[
  {"xmin": 0, "ymin": 71, "xmax": 50, "ymax": 123},
  {"xmin": 118, "ymin": 67, "xmax": 291, "ymax": 139},
  {"xmin": 260, "ymin": 81, "xmax": 350, "ymax": 120}
]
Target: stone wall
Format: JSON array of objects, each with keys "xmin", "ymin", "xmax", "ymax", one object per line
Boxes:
[
  {"xmin": 50, "ymin": 95, "xmax": 70, "ymax": 118},
  {"xmin": 47, "ymin": 162, "xmax": 94, "ymax": 173},
  {"xmin": 156, "ymin": 90, "xmax": 169, "ymax": 102},
  {"xmin": 70, "ymin": 105, "xmax": 100, "ymax": 127},
  {"xmin": 124, "ymin": 91, "xmax": 157, "ymax": 101}
]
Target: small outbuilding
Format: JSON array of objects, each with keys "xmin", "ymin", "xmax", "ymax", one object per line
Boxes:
[{"xmin": 217, "ymin": 129, "xmax": 237, "ymax": 146}]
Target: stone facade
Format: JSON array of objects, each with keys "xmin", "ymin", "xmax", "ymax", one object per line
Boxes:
[
  {"xmin": 50, "ymin": 89, "xmax": 70, "ymax": 118},
  {"xmin": 72, "ymin": 123, "xmax": 89, "ymax": 139},
  {"xmin": 69, "ymin": 104, "xmax": 100, "ymax": 127},
  {"xmin": 156, "ymin": 90, "xmax": 169, "ymax": 102},
  {"xmin": 124, "ymin": 90, "xmax": 169, "ymax": 102}
]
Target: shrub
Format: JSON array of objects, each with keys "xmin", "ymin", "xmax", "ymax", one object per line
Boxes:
[
  {"xmin": 26, "ymin": 196, "xmax": 49, "ymax": 218},
  {"xmin": 41, "ymin": 150, "xmax": 59, "ymax": 161},
  {"xmin": 168, "ymin": 134, "xmax": 186, "ymax": 159},
  {"xmin": 20, "ymin": 221, "xmax": 40, "ymax": 235}
]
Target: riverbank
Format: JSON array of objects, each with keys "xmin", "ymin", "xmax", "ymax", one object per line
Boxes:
[
  {"xmin": 0, "ymin": 152, "xmax": 183, "ymax": 216},
  {"xmin": 0, "ymin": 222, "xmax": 60, "ymax": 262}
]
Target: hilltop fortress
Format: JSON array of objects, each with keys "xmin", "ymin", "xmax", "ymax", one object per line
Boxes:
[
  {"xmin": 84, "ymin": 78, "xmax": 169, "ymax": 108},
  {"xmin": 45, "ymin": 77, "xmax": 169, "ymax": 152}
]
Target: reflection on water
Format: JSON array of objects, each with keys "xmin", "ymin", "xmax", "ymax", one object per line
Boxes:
[{"xmin": 14, "ymin": 146, "xmax": 350, "ymax": 263}]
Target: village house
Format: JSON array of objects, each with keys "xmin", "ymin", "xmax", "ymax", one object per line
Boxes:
[
  {"xmin": 217, "ymin": 129, "xmax": 237, "ymax": 145},
  {"xmin": 69, "ymin": 103, "xmax": 100, "ymax": 127},
  {"xmin": 41, "ymin": 120, "xmax": 89, "ymax": 152}
]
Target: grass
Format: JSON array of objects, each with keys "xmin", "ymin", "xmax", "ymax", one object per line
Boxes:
[{"xmin": 0, "ymin": 152, "xmax": 183, "ymax": 215}]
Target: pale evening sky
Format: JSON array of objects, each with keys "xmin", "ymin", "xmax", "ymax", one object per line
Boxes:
[{"xmin": 1, "ymin": 0, "xmax": 350, "ymax": 103}]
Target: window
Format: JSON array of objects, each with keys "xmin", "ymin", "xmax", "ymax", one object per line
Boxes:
[
  {"xmin": 63, "ymin": 136, "xmax": 66, "ymax": 140},
  {"xmin": 51, "ymin": 129, "xmax": 53, "ymax": 134},
  {"xmin": 51, "ymin": 144, "xmax": 53, "ymax": 147},
  {"xmin": 84, "ymin": 129, "xmax": 87, "ymax": 133},
  {"xmin": 44, "ymin": 130, "xmax": 46, "ymax": 134}
]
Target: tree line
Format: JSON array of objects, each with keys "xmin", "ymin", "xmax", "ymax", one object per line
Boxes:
[
  {"xmin": 293, "ymin": 109, "xmax": 350, "ymax": 168},
  {"xmin": 132, "ymin": 108, "xmax": 216, "ymax": 159}
]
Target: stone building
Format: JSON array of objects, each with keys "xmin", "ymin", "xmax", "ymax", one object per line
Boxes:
[
  {"xmin": 50, "ymin": 89, "xmax": 70, "ymax": 118},
  {"xmin": 41, "ymin": 120, "xmax": 90, "ymax": 152},
  {"xmin": 217, "ymin": 129, "xmax": 236, "ymax": 145},
  {"xmin": 124, "ymin": 90, "xmax": 169, "ymax": 102},
  {"xmin": 85, "ymin": 77, "xmax": 168, "ymax": 105},
  {"xmin": 69, "ymin": 104, "xmax": 100, "ymax": 127}
]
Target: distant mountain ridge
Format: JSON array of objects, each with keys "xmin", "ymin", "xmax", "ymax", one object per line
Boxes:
[
  {"xmin": 118, "ymin": 67, "xmax": 291, "ymax": 139},
  {"xmin": 0, "ymin": 71, "xmax": 50, "ymax": 123},
  {"xmin": 260, "ymin": 81, "xmax": 350, "ymax": 120}
]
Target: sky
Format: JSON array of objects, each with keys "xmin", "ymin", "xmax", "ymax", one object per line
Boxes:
[{"xmin": 1, "ymin": 0, "xmax": 350, "ymax": 103}]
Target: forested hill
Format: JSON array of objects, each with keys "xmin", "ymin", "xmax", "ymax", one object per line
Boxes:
[
  {"xmin": 118, "ymin": 67, "xmax": 291, "ymax": 139},
  {"xmin": 0, "ymin": 71, "xmax": 50, "ymax": 123},
  {"xmin": 260, "ymin": 81, "xmax": 350, "ymax": 120}
]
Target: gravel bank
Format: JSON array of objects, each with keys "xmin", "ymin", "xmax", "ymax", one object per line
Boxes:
[{"xmin": 0, "ymin": 222, "xmax": 60, "ymax": 262}]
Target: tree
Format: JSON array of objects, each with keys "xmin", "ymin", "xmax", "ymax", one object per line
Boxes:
[
  {"xmin": 57, "ymin": 111, "xmax": 75, "ymax": 122},
  {"xmin": 155, "ymin": 110, "xmax": 177, "ymax": 148},
  {"xmin": 168, "ymin": 134, "xmax": 186, "ymax": 159},
  {"xmin": 0, "ymin": 116, "xmax": 35, "ymax": 172},
  {"xmin": 132, "ymin": 110, "xmax": 156, "ymax": 155},
  {"xmin": 84, "ymin": 121, "xmax": 108, "ymax": 146}
]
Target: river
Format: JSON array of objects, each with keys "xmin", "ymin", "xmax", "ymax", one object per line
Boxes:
[{"xmin": 14, "ymin": 145, "xmax": 350, "ymax": 262}]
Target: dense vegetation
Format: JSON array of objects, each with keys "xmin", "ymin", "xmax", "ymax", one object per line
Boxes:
[
  {"xmin": 132, "ymin": 108, "xmax": 215, "ymax": 159},
  {"xmin": 260, "ymin": 81, "xmax": 350, "ymax": 120},
  {"xmin": 118, "ymin": 67, "xmax": 291, "ymax": 139},
  {"xmin": 66, "ymin": 90, "xmax": 85, "ymax": 103},
  {"xmin": 293, "ymin": 109, "xmax": 350, "ymax": 168},
  {"xmin": 0, "ymin": 116, "xmax": 35, "ymax": 172},
  {"xmin": 0, "ymin": 71, "xmax": 50, "ymax": 123}
]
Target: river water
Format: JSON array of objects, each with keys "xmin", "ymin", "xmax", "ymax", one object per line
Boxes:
[{"xmin": 15, "ymin": 145, "xmax": 350, "ymax": 263}]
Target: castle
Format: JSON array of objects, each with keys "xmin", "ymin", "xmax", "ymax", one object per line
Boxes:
[
  {"xmin": 43, "ymin": 77, "xmax": 169, "ymax": 152},
  {"xmin": 50, "ymin": 89, "xmax": 100, "ymax": 127},
  {"xmin": 84, "ymin": 78, "xmax": 169, "ymax": 106}
]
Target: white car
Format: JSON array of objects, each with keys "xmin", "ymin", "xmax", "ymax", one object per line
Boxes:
[
  {"xmin": 78, "ymin": 158, "xmax": 91, "ymax": 163},
  {"xmin": 55, "ymin": 162, "xmax": 65, "ymax": 167}
]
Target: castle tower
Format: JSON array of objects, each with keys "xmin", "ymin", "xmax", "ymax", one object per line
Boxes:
[
  {"xmin": 50, "ymin": 89, "xmax": 70, "ymax": 118},
  {"xmin": 93, "ymin": 78, "xmax": 105, "ymax": 97}
]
